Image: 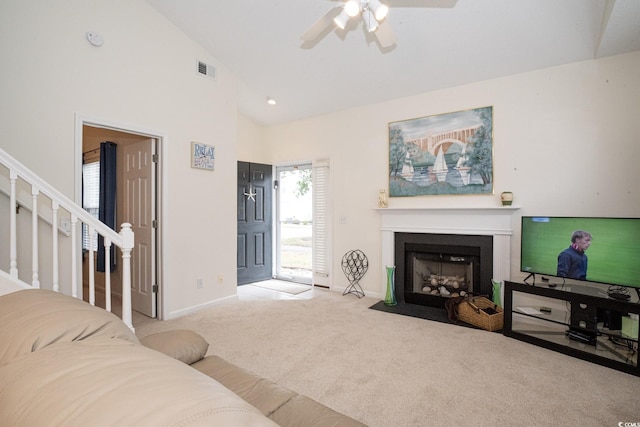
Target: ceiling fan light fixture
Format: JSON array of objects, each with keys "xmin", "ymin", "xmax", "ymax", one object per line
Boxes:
[
  {"xmin": 369, "ymin": 0, "xmax": 389, "ymax": 21},
  {"xmin": 364, "ymin": 9, "xmax": 378, "ymax": 32},
  {"xmin": 333, "ymin": 9, "xmax": 350, "ymax": 29},
  {"xmin": 344, "ymin": 0, "xmax": 360, "ymax": 17}
]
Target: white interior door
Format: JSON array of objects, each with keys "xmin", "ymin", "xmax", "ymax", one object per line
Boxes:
[{"xmin": 122, "ymin": 139, "xmax": 156, "ymax": 317}]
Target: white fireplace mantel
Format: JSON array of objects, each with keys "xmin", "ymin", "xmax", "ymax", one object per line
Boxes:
[{"xmin": 377, "ymin": 207, "xmax": 519, "ymax": 296}]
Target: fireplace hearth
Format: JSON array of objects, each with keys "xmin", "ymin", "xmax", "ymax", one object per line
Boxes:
[{"xmin": 395, "ymin": 233, "xmax": 493, "ymax": 308}]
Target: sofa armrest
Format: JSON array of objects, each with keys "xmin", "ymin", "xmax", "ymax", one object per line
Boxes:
[
  {"xmin": 191, "ymin": 355, "xmax": 367, "ymax": 427},
  {"xmin": 271, "ymin": 394, "xmax": 368, "ymax": 427},
  {"xmin": 192, "ymin": 354, "xmax": 296, "ymax": 417}
]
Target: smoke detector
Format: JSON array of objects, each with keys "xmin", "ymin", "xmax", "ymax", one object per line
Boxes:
[{"xmin": 86, "ymin": 32, "xmax": 104, "ymax": 47}]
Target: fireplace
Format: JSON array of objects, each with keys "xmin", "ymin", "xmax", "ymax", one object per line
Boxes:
[
  {"xmin": 395, "ymin": 232, "xmax": 493, "ymax": 308},
  {"xmin": 379, "ymin": 207, "xmax": 518, "ymax": 307}
]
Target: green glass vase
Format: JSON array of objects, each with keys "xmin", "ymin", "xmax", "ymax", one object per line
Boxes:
[{"xmin": 384, "ymin": 266, "xmax": 397, "ymax": 306}]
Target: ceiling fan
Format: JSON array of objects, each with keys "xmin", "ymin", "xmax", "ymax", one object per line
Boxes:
[{"xmin": 301, "ymin": 0, "xmax": 458, "ymax": 48}]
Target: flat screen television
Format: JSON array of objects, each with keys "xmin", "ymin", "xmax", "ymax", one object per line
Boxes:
[{"xmin": 520, "ymin": 216, "xmax": 640, "ymax": 290}]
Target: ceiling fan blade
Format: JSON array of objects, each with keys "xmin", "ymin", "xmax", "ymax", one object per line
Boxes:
[
  {"xmin": 301, "ymin": 6, "xmax": 342, "ymax": 42},
  {"xmin": 386, "ymin": 0, "xmax": 458, "ymax": 8},
  {"xmin": 375, "ymin": 20, "xmax": 396, "ymax": 48}
]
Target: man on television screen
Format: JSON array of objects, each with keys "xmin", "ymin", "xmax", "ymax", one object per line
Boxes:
[{"xmin": 557, "ymin": 230, "xmax": 592, "ymax": 280}]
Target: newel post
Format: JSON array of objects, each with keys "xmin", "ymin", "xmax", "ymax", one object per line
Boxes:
[{"xmin": 119, "ymin": 223, "xmax": 135, "ymax": 331}]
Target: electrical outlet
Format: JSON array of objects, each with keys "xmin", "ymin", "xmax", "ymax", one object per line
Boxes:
[
  {"xmin": 218, "ymin": 274, "xmax": 224, "ymax": 283},
  {"xmin": 196, "ymin": 278, "xmax": 204, "ymax": 289}
]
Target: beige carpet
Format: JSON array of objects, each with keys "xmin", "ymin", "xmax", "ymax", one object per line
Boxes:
[
  {"xmin": 247, "ymin": 280, "xmax": 311, "ymax": 295},
  {"xmin": 134, "ymin": 290, "xmax": 640, "ymax": 427}
]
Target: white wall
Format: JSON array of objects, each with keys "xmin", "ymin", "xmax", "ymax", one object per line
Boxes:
[
  {"xmin": 241, "ymin": 51, "xmax": 640, "ymax": 296},
  {"xmin": 0, "ymin": 0, "xmax": 240, "ymax": 318},
  {"xmin": 237, "ymin": 113, "xmax": 268, "ymax": 163}
]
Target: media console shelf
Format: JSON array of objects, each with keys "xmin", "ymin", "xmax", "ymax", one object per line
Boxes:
[{"xmin": 503, "ymin": 281, "xmax": 640, "ymax": 376}]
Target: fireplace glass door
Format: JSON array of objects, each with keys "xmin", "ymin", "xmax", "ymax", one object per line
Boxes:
[{"xmin": 410, "ymin": 252, "xmax": 476, "ymax": 298}]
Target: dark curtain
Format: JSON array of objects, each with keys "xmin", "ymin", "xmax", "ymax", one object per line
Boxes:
[{"xmin": 97, "ymin": 141, "xmax": 117, "ymax": 272}]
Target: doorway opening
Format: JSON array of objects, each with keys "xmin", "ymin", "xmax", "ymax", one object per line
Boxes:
[
  {"xmin": 275, "ymin": 164, "xmax": 312, "ymax": 285},
  {"xmin": 77, "ymin": 116, "xmax": 162, "ymax": 319}
]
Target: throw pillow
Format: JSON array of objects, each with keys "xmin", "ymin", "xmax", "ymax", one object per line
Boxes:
[{"xmin": 140, "ymin": 329, "xmax": 209, "ymax": 364}]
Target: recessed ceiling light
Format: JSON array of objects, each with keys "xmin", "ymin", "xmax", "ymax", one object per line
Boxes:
[{"xmin": 266, "ymin": 97, "xmax": 277, "ymax": 105}]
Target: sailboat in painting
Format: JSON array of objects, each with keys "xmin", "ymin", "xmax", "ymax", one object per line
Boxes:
[
  {"xmin": 433, "ymin": 147, "xmax": 448, "ymax": 182},
  {"xmin": 455, "ymin": 145, "xmax": 471, "ymax": 185}
]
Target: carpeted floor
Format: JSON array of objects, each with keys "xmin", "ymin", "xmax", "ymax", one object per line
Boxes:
[{"xmin": 135, "ymin": 290, "xmax": 640, "ymax": 427}]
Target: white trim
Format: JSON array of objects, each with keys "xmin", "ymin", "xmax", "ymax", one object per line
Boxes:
[
  {"xmin": 74, "ymin": 113, "xmax": 169, "ymax": 320},
  {"xmin": 167, "ymin": 294, "xmax": 238, "ymax": 320}
]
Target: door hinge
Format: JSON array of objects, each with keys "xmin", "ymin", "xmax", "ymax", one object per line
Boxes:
[
  {"xmin": 153, "ymin": 284, "xmax": 158, "ymax": 293},
  {"xmin": 152, "ymin": 220, "xmax": 158, "ymax": 228},
  {"xmin": 152, "ymin": 154, "xmax": 158, "ymax": 163}
]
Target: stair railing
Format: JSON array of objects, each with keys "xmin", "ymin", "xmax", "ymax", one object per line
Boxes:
[{"xmin": 0, "ymin": 146, "xmax": 135, "ymax": 331}]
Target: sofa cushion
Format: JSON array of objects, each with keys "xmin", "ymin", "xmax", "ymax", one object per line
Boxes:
[
  {"xmin": 0, "ymin": 289, "xmax": 139, "ymax": 366},
  {"xmin": 0, "ymin": 338, "xmax": 278, "ymax": 427},
  {"xmin": 140, "ymin": 329, "xmax": 209, "ymax": 364},
  {"xmin": 192, "ymin": 354, "xmax": 297, "ymax": 417}
]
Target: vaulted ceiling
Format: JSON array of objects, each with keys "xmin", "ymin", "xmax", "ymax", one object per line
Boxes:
[{"xmin": 147, "ymin": 0, "xmax": 640, "ymax": 126}]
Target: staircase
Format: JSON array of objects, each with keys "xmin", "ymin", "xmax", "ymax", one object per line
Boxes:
[{"xmin": 0, "ymin": 147, "xmax": 135, "ymax": 330}]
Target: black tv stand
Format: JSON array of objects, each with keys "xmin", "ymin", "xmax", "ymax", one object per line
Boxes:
[{"xmin": 504, "ymin": 281, "xmax": 639, "ymax": 376}]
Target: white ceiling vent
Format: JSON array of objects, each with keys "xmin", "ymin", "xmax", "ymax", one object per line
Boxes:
[{"xmin": 197, "ymin": 61, "xmax": 216, "ymax": 79}]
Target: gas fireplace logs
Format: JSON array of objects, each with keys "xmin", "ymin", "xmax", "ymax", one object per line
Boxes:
[{"xmin": 421, "ymin": 274, "xmax": 470, "ymax": 297}]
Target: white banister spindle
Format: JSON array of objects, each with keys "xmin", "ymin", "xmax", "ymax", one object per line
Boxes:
[
  {"xmin": 120, "ymin": 223, "xmax": 134, "ymax": 331},
  {"xmin": 71, "ymin": 214, "xmax": 78, "ymax": 298},
  {"xmin": 104, "ymin": 237, "xmax": 112, "ymax": 313},
  {"xmin": 51, "ymin": 201, "xmax": 59, "ymax": 292},
  {"xmin": 31, "ymin": 187, "xmax": 40, "ymax": 288},
  {"xmin": 9, "ymin": 170, "xmax": 18, "ymax": 278},
  {"xmin": 88, "ymin": 225, "xmax": 96, "ymax": 306}
]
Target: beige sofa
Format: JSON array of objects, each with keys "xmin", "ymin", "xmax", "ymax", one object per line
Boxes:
[{"xmin": 0, "ymin": 289, "xmax": 366, "ymax": 427}]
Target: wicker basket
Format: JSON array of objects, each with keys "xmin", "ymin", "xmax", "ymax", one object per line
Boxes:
[{"xmin": 457, "ymin": 296, "xmax": 503, "ymax": 332}]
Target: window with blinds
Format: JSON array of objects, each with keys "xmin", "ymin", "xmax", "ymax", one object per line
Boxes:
[
  {"xmin": 82, "ymin": 161, "xmax": 100, "ymax": 251},
  {"xmin": 312, "ymin": 159, "xmax": 330, "ymax": 286}
]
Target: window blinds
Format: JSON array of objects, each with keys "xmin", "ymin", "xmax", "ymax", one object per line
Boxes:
[
  {"xmin": 82, "ymin": 161, "xmax": 100, "ymax": 251},
  {"xmin": 312, "ymin": 159, "xmax": 330, "ymax": 285}
]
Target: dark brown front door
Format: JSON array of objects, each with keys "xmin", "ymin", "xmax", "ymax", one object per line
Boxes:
[{"xmin": 237, "ymin": 161, "xmax": 273, "ymax": 285}]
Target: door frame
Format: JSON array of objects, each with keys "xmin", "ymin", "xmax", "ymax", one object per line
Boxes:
[{"xmin": 74, "ymin": 113, "xmax": 167, "ymax": 319}]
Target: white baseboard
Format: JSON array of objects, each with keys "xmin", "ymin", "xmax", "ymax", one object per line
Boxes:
[{"xmin": 167, "ymin": 294, "xmax": 239, "ymax": 320}]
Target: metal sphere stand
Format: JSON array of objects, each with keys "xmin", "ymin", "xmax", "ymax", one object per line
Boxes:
[{"xmin": 341, "ymin": 249, "xmax": 368, "ymax": 298}]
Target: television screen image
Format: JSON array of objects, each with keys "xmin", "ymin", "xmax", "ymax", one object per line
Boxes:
[{"xmin": 520, "ymin": 216, "xmax": 640, "ymax": 289}]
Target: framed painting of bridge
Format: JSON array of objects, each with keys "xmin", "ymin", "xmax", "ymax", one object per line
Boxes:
[{"xmin": 388, "ymin": 106, "xmax": 493, "ymax": 197}]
